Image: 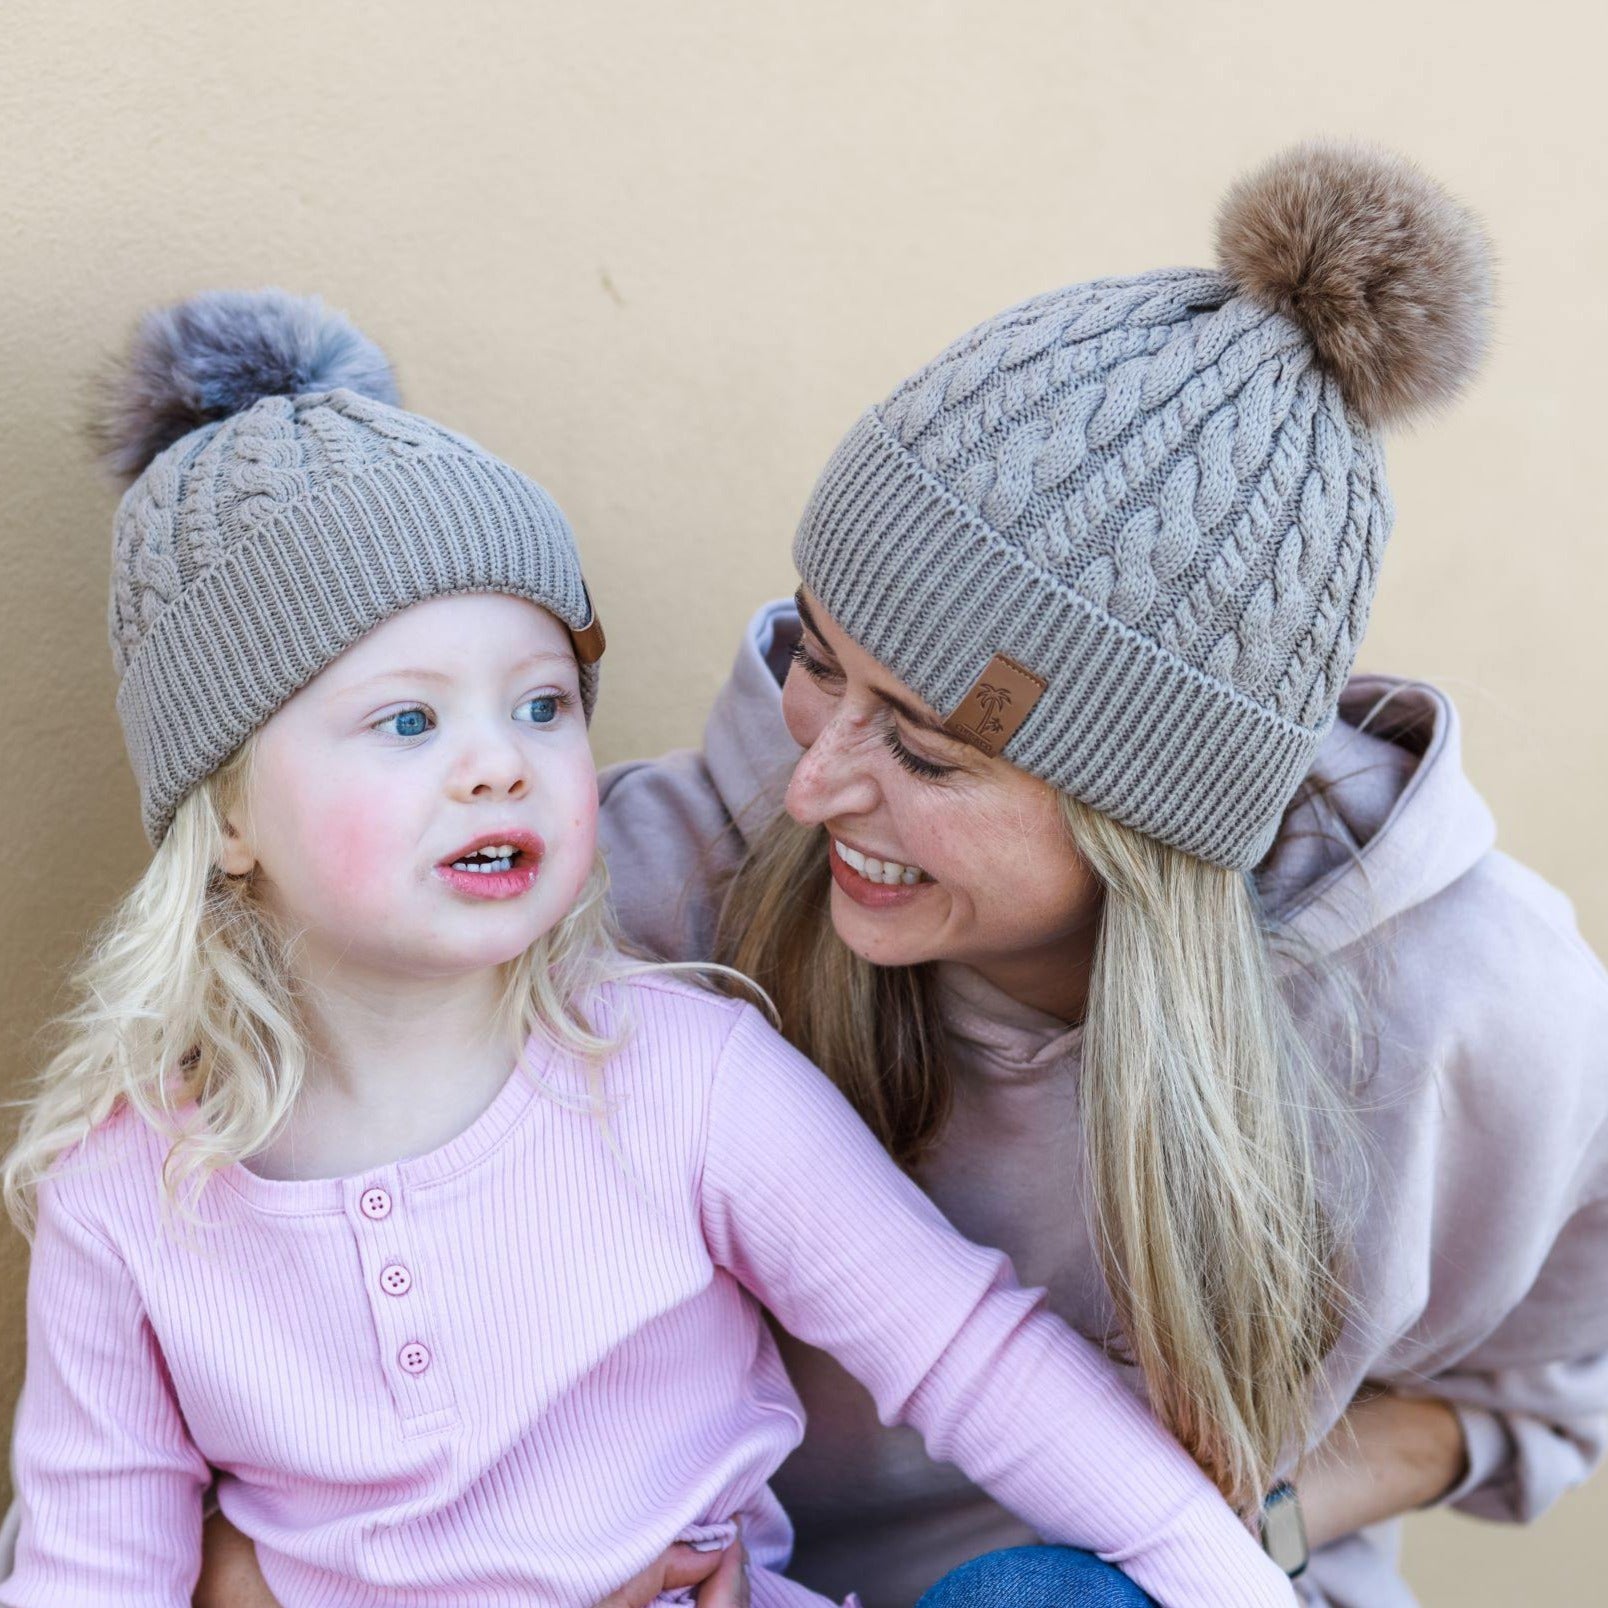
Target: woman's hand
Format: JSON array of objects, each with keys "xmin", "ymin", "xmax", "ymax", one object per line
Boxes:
[
  {"xmin": 193, "ymin": 1511, "xmax": 281, "ymax": 1608},
  {"xmin": 1297, "ymin": 1388, "xmax": 1469, "ymax": 1551},
  {"xmin": 191, "ymin": 1507, "xmax": 749, "ymax": 1608},
  {"xmin": 596, "ymin": 1535, "xmax": 749, "ymax": 1607}
]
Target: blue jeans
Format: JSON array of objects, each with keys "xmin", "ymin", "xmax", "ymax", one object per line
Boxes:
[{"xmin": 915, "ymin": 1545, "xmax": 1158, "ymax": 1607}]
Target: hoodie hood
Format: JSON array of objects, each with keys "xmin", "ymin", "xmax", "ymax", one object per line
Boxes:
[
  {"xmin": 1258, "ymin": 673, "xmax": 1497, "ymax": 958},
  {"xmin": 703, "ymin": 600, "xmax": 1499, "ymax": 964}
]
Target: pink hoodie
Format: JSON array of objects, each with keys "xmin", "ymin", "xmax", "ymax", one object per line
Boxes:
[{"xmin": 597, "ymin": 600, "xmax": 1608, "ymax": 1608}]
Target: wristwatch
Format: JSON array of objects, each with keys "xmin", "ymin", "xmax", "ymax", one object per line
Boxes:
[{"xmin": 1260, "ymin": 1481, "xmax": 1310, "ymax": 1578}]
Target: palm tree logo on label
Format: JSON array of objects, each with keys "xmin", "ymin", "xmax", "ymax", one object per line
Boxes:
[
  {"xmin": 974, "ymin": 682, "xmax": 1012, "ymax": 738},
  {"xmin": 942, "ymin": 652, "xmax": 1046, "ymax": 757}
]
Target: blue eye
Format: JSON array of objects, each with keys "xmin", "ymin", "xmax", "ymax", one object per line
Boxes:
[
  {"xmin": 518, "ymin": 695, "xmax": 561, "ymax": 726},
  {"xmin": 377, "ymin": 707, "xmax": 432, "ymax": 738}
]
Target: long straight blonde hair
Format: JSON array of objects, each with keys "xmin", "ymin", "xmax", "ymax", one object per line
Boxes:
[
  {"xmin": 3, "ymin": 735, "xmax": 633, "ymax": 1233},
  {"xmin": 715, "ymin": 789, "xmax": 1366, "ymax": 1514}
]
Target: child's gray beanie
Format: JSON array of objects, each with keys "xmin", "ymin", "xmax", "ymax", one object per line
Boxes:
[
  {"xmin": 794, "ymin": 141, "xmax": 1493, "ymax": 869},
  {"xmin": 99, "ymin": 290, "xmax": 603, "ymax": 846}
]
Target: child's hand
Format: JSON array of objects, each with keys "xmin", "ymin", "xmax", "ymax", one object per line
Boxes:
[{"xmin": 596, "ymin": 1533, "xmax": 750, "ymax": 1608}]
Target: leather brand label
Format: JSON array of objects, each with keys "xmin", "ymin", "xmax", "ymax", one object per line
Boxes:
[
  {"xmin": 942, "ymin": 652, "xmax": 1046, "ymax": 757},
  {"xmin": 571, "ymin": 613, "xmax": 606, "ymax": 664}
]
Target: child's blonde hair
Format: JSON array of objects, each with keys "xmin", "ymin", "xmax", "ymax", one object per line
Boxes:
[{"xmin": 3, "ymin": 733, "xmax": 632, "ymax": 1232}]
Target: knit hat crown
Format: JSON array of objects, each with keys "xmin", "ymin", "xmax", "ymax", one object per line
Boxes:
[
  {"xmin": 794, "ymin": 141, "xmax": 1493, "ymax": 869},
  {"xmin": 98, "ymin": 290, "xmax": 600, "ymax": 845}
]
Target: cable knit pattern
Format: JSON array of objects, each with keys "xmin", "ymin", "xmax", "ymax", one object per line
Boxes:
[
  {"xmin": 2, "ymin": 980, "xmax": 1295, "ymax": 1608},
  {"xmin": 108, "ymin": 387, "xmax": 600, "ymax": 845},
  {"xmin": 795, "ymin": 268, "xmax": 1399, "ymax": 868}
]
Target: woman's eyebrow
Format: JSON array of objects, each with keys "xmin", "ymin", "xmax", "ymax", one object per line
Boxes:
[
  {"xmin": 794, "ymin": 590, "xmax": 956, "ymax": 737},
  {"xmin": 874, "ymin": 687, "xmax": 957, "ymax": 739},
  {"xmin": 793, "ymin": 589, "xmax": 828, "ymax": 645}
]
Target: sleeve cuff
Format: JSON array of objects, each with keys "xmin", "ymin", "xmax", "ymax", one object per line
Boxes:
[{"xmin": 1434, "ymin": 1404, "xmax": 1513, "ymax": 1508}]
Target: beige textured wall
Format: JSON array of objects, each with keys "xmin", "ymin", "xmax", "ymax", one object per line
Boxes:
[{"xmin": 2, "ymin": 2, "xmax": 1605, "ymax": 1599}]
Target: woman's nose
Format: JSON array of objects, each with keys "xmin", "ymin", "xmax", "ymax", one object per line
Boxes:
[{"xmin": 784, "ymin": 711, "xmax": 878, "ymax": 826}]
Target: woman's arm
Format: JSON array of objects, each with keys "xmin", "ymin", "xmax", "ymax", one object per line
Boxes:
[
  {"xmin": 190, "ymin": 1518, "xmax": 749, "ymax": 1608},
  {"xmin": 192, "ymin": 1515, "xmax": 279, "ymax": 1608},
  {"xmin": 597, "ymin": 1536, "xmax": 750, "ymax": 1608},
  {"xmin": 1345, "ymin": 867, "xmax": 1608, "ymax": 1531},
  {"xmin": 698, "ymin": 1006, "xmax": 1294, "ymax": 1608},
  {"xmin": 1298, "ymin": 1391, "xmax": 1468, "ymax": 1550},
  {"xmin": 1397, "ymin": 1189, "xmax": 1608, "ymax": 1527}
]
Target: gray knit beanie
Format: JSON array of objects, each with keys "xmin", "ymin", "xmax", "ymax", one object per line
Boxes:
[
  {"xmin": 794, "ymin": 142, "xmax": 1493, "ymax": 869},
  {"xmin": 97, "ymin": 290, "xmax": 604, "ymax": 846}
]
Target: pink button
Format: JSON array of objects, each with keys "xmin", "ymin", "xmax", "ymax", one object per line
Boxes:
[
  {"xmin": 379, "ymin": 1263, "xmax": 413, "ymax": 1297},
  {"xmin": 398, "ymin": 1342, "xmax": 431, "ymax": 1375},
  {"xmin": 359, "ymin": 1187, "xmax": 392, "ymax": 1221}
]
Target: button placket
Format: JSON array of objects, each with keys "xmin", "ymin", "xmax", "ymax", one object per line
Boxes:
[{"xmin": 343, "ymin": 1171, "xmax": 455, "ymax": 1428}]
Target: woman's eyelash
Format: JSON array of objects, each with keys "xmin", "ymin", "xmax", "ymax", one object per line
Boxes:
[
  {"xmin": 883, "ymin": 726, "xmax": 955, "ymax": 780},
  {"xmin": 789, "ymin": 640, "xmax": 841, "ymax": 682},
  {"xmin": 790, "ymin": 640, "xmax": 954, "ymax": 778}
]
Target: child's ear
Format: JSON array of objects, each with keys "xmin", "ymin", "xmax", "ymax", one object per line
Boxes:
[{"xmin": 216, "ymin": 816, "xmax": 257, "ymax": 879}]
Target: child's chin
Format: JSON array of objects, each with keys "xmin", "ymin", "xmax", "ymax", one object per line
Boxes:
[
  {"xmin": 398, "ymin": 917, "xmax": 559, "ymax": 979},
  {"xmin": 449, "ymin": 926, "xmax": 558, "ymax": 973}
]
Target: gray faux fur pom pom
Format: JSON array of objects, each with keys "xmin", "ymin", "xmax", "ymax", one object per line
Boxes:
[
  {"xmin": 94, "ymin": 289, "xmax": 400, "ymax": 482},
  {"xmin": 1216, "ymin": 141, "xmax": 1493, "ymax": 429}
]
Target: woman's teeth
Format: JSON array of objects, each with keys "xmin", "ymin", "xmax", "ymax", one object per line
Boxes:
[
  {"xmin": 450, "ymin": 843, "xmax": 519, "ymax": 874},
  {"xmin": 833, "ymin": 839, "xmax": 926, "ymax": 886}
]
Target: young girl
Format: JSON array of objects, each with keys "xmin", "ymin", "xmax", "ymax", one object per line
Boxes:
[{"xmin": 0, "ymin": 293, "xmax": 1294, "ymax": 1608}]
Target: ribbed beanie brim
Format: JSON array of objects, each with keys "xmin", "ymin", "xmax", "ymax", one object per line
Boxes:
[
  {"xmin": 795, "ymin": 409, "xmax": 1321, "ymax": 869},
  {"xmin": 113, "ymin": 398, "xmax": 597, "ymax": 845}
]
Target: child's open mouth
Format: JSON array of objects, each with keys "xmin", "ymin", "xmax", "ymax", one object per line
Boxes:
[
  {"xmin": 434, "ymin": 831, "xmax": 545, "ymax": 901},
  {"xmin": 448, "ymin": 842, "xmax": 525, "ymax": 875}
]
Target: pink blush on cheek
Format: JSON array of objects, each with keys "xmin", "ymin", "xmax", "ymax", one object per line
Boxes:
[{"xmin": 293, "ymin": 795, "xmax": 413, "ymax": 913}]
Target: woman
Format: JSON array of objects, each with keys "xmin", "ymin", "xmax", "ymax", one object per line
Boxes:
[
  {"xmin": 601, "ymin": 139, "xmax": 1608, "ymax": 1607},
  {"xmin": 68, "ymin": 141, "xmax": 1608, "ymax": 1605}
]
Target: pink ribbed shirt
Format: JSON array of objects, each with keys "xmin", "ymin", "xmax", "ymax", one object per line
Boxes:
[{"xmin": 4, "ymin": 979, "xmax": 1291, "ymax": 1608}]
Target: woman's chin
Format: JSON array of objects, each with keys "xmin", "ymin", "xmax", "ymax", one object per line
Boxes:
[{"xmin": 827, "ymin": 884, "xmax": 943, "ymax": 970}]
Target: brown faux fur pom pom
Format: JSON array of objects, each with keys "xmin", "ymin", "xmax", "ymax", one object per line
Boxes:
[{"xmin": 1216, "ymin": 141, "xmax": 1493, "ymax": 428}]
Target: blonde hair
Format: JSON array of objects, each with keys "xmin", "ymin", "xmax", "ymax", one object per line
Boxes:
[
  {"xmin": 4, "ymin": 734, "xmax": 632, "ymax": 1233},
  {"xmin": 715, "ymin": 790, "xmax": 1366, "ymax": 1514}
]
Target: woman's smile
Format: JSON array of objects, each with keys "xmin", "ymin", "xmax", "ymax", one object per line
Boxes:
[{"xmin": 828, "ymin": 834, "xmax": 934, "ymax": 908}]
